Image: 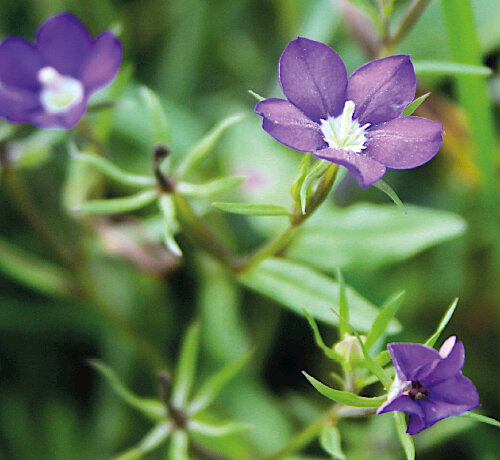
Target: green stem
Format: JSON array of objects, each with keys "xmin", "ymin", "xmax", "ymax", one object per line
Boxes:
[{"xmin": 389, "ymin": 0, "xmax": 432, "ymax": 47}]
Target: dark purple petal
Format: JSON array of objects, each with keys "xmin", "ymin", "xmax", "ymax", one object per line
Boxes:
[
  {"xmin": 377, "ymin": 394, "xmax": 424, "ymax": 417},
  {"xmin": 36, "ymin": 13, "xmax": 93, "ymax": 77},
  {"xmin": 364, "ymin": 116, "xmax": 444, "ymax": 169},
  {"xmin": 424, "ymin": 340, "xmax": 465, "ymax": 386},
  {"xmin": 313, "ymin": 147, "xmax": 386, "ymax": 188},
  {"xmin": 0, "ymin": 38, "xmax": 44, "ymax": 90},
  {"xmin": 407, "ymin": 414, "xmax": 426, "ymax": 434},
  {"xmin": 255, "ymin": 98, "xmax": 327, "ymax": 152},
  {"xmin": 0, "ymin": 86, "xmax": 40, "ymax": 123},
  {"xmin": 79, "ymin": 31, "xmax": 122, "ymax": 95},
  {"xmin": 346, "ymin": 55, "xmax": 416, "ymax": 126},
  {"xmin": 279, "ymin": 37, "xmax": 347, "ymax": 123},
  {"xmin": 387, "ymin": 343, "xmax": 440, "ymax": 382},
  {"xmin": 30, "ymin": 100, "xmax": 88, "ymax": 129}
]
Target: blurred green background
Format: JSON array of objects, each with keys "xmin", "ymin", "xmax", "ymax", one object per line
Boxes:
[{"xmin": 0, "ymin": 0, "xmax": 498, "ymax": 459}]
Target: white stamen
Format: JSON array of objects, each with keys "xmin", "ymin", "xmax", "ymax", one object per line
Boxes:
[{"xmin": 38, "ymin": 66, "xmax": 84, "ymax": 114}]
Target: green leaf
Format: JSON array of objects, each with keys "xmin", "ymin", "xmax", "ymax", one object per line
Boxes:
[
  {"xmin": 89, "ymin": 360, "xmax": 164, "ymax": 421},
  {"xmin": 113, "ymin": 423, "xmax": 172, "ymax": 460},
  {"xmin": 177, "ymin": 176, "xmax": 246, "ymax": 198},
  {"xmin": 171, "ymin": 322, "xmax": 200, "ymax": 409},
  {"xmin": 288, "ymin": 203, "xmax": 467, "ymax": 271},
  {"xmin": 290, "ymin": 154, "xmax": 312, "ymax": 205},
  {"xmin": 74, "ymin": 189, "xmax": 158, "ymax": 214},
  {"xmin": 302, "ymin": 309, "xmax": 342, "ymax": 361},
  {"xmin": 413, "ymin": 60, "xmax": 492, "ymax": 76},
  {"xmin": 424, "ymin": 298, "xmax": 459, "ymax": 347},
  {"xmin": 365, "ymin": 291, "xmax": 406, "ymax": 350},
  {"xmin": 188, "ymin": 420, "xmax": 253, "ymax": 437},
  {"xmin": 238, "ymin": 258, "xmax": 401, "ymax": 333},
  {"xmin": 302, "ymin": 372, "xmax": 386, "ymax": 407},
  {"xmin": 248, "ymin": 89, "xmax": 265, "ymax": 101},
  {"xmin": 337, "ymin": 268, "xmax": 349, "ymax": 338},
  {"xmin": 403, "ymin": 93, "xmax": 431, "ymax": 116},
  {"xmin": 168, "ymin": 431, "xmax": 189, "ymax": 460},
  {"xmin": 70, "ymin": 149, "xmax": 155, "ymax": 188},
  {"xmin": 459, "ymin": 412, "xmax": 500, "ymax": 428},
  {"xmin": 320, "ymin": 425, "xmax": 345, "ymax": 460},
  {"xmin": 344, "ymin": 0, "xmax": 384, "ymax": 34},
  {"xmin": 158, "ymin": 194, "xmax": 182, "ymax": 256},
  {"xmin": 374, "ymin": 181, "xmax": 407, "ymax": 214},
  {"xmin": 177, "ymin": 113, "xmax": 246, "ymax": 177},
  {"xmin": 0, "ymin": 236, "xmax": 73, "ymax": 298},
  {"xmin": 376, "ymin": 350, "xmax": 391, "ymax": 367},
  {"xmin": 212, "ymin": 202, "xmax": 290, "ymax": 217},
  {"xmin": 140, "ymin": 86, "xmax": 171, "ymax": 145},
  {"xmin": 188, "ymin": 352, "xmax": 252, "ymax": 415},
  {"xmin": 393, "ymin": 412, "xmax": 415, "ymax": 460}
]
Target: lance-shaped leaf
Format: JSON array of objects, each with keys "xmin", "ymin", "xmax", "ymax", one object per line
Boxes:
[
  {"xmin": 168, "ymin": 431, "xmax": 189, "ymax": 460},
  {"xmin": 302, "ymin": 309, "xmax": 342, "ymax": 361},
  {"xmin": 187, "ymin": 420, "xmax": 253, "ymax": 437},
  {"xmin": 171, "ymin": 322, "xmax": 200, "ymax": 409},
  {"xmin": 177, "ymin": 176, "xmax": 246, "ymax": 198},
  {"xmin": 70, "ymin": 149, "xmax": 155, "ymax": 188},
  {"xmin": 459, "ymin": 412, "xmax": 500, "ymax": 428},
  {"xmin": 248, "ymin": 89, "xmax": 265, "ymax": 101},
  {"xmin": 402, "ymin": 93, "xmax": 431, "ymax": 116},
  {"xmin": 89, "ymin": 361, "xmax": 164, "ymax": 421},
  {"xmin": 158, "ymin": 194, "xmax": 182, "ymax": 256},
  {"xmin": 187, "ymin": 352, "xmax": 252, "ymax": 415},
  {"xmin": 365, "ymin": 291, "xmax": 406, "ymax": 350},
  {"xmin": 302, "ymin": 372, "xmax": 386, "ymax": 407},
  {"xmin": 413, "ymin": 60, "xmax": 492, "ymax": 76},
  {"xmin": 393, "ymin": 412, "xmax": 415, "ymax": 460},
  {"xmin": 74, "ymin": 189, "xmax": 158, "ymax": 214},
  {"xmin": 177, "ymin": 113, "xmax": 246, "ymax": 177},
  {"xmin": 320, "ymin": 425, "xmax": 346, "ymax": 460},
  {"xmin": 290, "ymin": 153, "xmax": 311, "ymax": 206},
  {"xmin": 113, "ymin": 423, "xmax": 172, "ymax": 460},
  {"xmin": 374, "ymin": 180, "xmax": 407, "ymax": 214},
  {"xmin": 140, "ymin": 86, "xmax": 171, "ymax": 145},
  {"xmin": 424, "ymin": 298, "xmax": 459, "ymax": 347},
  {"xmin": 212, "ymin": 202, "xmax": 290, "ymax": 217},
  {"xmin": 376, "ymin": 350, "xmax": 392, "ymax": 367},
  {"xmin": 345, "ymin": 0, "xmax": 384, "ymax": 34}
]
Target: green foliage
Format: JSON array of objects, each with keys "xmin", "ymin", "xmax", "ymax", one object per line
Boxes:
[
  {"xmin": 402, "ymin": 92, "xmax": 431, "ymax": 116},
  {"xmin": 413, "ymin": 60, "xmax": 492, "ymax": 76},
  {"xmin": 425, "ymin": 298, "xmax": 458, "ymax": 347},
  {"xmin": 74, "ymin": 188, "xmax": 158, "ymax": 214},
  {"xmin": 212, "ymin": 202, "xmax": 291, "ymax": 216},
  {"xmin": 393, "ymin": 412, "xmax": 416, "ymax": 460},
  {"xmin": 320, "ymin": 425, "xmax": 346, "ymax": 460}
]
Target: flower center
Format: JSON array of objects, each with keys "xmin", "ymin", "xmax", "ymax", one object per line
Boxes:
[
  {"xmin": 407, "ymin": 380, "xmax": 428, "ymax": 400},
  {"xmin": 319, "ymin": 100, "xmax": 370, "ymax": 153},
  {"xmin": 38, "ymin": 66, "xmax": 84, "ymax": 114}
]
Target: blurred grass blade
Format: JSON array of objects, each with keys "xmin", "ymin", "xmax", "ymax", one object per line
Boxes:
[
  {"xmin": 459, "ymin": 412, "xmax": 500, "ymax": 428},
  {"xmin": 177, "ymin": 113, "xmax": 246, "ymax": 177},
  {"xmin": 89, "ymin": 360, "xmax": 164, "ymax": 421},
  {"xmin": 320, "ymin": 425, "xmax": 345, "ymax": 460},
  {"xmin": 113, "ymin": 423, "xmax": 172, "ymax": 460},
  {"xmin": 393, "ymin": 412, "xmax": 415, "ymax": 460},
  {"xmin": 345, "ymin": 0, "xmax": 384, "ymax": 34},
  {"xmin": 74, "ymin": 189, "xmax": 158, "ymax": 214},
  {"xmin": 140, "ymin": 86, "xmax": 171, "ymax": 145},
  {"xmin": 172, "ymin": 322, "xmax": 201, "ymax": 409},
  {"xmin": 248, "ymin": 89, "xmax": 265, "ymax": 101},
  {"xmin": 302, "ymin": 309, "xmax": 342, "ymax": 361},
  {"xmin": 365, "ymin": 291, "xmax": 406, "ymax": 350},
  {"xmin": 188, "ymin": 352, "xmax": 252, "ymax": 415},
  {"xmin": 188, "ymin": 420, "xmax": 253, "ymax": 437},
  {"xmin": 168, "ymin": 431, "xmax": 189, "ymax": 460},
  {"xmin": 337, "ymin": 268, "xmax": 349, "ymax": 338},
  {"xmin": 424, "ymin": 298, "xmax": 458, "ymax": 347},
  {"xmin": 212, "ymin": 202, "xmax": 290, "ymax": 217},
  {"xmin": 403, "ymin": 93, "xmax": 431, "ymax": 116},
  {"xmin": 70, "ymin": 149, "xmax": 155, "ymax": 188},
  {"xmin": 177, "ymin": 176, "xmax": 246, "ymax": 198},
  {"xmin": 374, "ymin": 181, "xmax": 406, "ymax": 214},
  {"xmin": 302, "ymin": 372, "xmax": 386, "ymax": 407},
  {"xmin": 413, "ymin": 60, "xmax": 492, "ymax": 76},
  {"xmin": 158, "ymin": 194, "xmax": 182, "ymax": 256},
  {"xmin": 0, "ymin": 236, "xmax": 73, "ymax": 298}
]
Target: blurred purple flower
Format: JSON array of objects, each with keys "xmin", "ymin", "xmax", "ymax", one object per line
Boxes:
[
  {"xmin": 0, "ymin": 12, "xmax": 122, "ymax": 129},
  {"xmin": 377, "ymin": 336, "xmax": 480, "ymax": 434},
  {"xmin": 254, "ymin": 37, "xmax": 444, "ymax": 188}
]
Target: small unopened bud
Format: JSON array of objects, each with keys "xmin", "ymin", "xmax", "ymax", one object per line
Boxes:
[{"xmin": 334, "ymin": 333, "xmax": 366, "ymax": 364}]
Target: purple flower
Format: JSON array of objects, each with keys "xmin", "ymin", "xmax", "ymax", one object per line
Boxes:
[
  {"xmin": 377, "ymin": 336, "xmax": 480, "ymax": 434},
  {"xmin": 254, "ymin": 37, "xmax": 444, "ymax": 188},
  {"xmin": 0, "ymin": 12, "xmax": 122, "ymax": 129}
]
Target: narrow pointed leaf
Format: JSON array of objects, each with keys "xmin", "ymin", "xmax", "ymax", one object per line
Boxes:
[
  {"xmin": 459, "ymin": 412, "xmax": 500, "ymax": 428},
  {"xmin": 302, "ymin": 372, "xmax": 386, "ymax": 407},
  {"xmin": 290, "ymin": 153, "xmax": 311, "ymax": 205},
  {"xmin": 337, "ymin": 268, "xmax": 349, "ymax": 338},
  {"xmin": 140, "ymin": 86, "xmax": 171, "ymax": 145},
  {"xmin": 345, "ymin": 0, "xmax": 384, "ymax": 34},
  {"xmin": 177, "ymin": 176, "xmax": 246, "ymax": 198},
  {"xmin": 75, "ymin": 189, "xmax": 158, "ymax": 214},
  {"xmin": 89, "ymin": 360, "xmax": 164, "ymax": 421},
  {"xmin": 302, "ymin": 309, "xmax": 342, "ymax": 361},
  {"xmin": 113, "ymin": 423, "xmax": 172, "ymax": 460},
  {"xmin": 248, "ymin": 90, "xmax": 264, "ymax": 101},
  {"xmin": 403, "ymin": 93, "xmax": 431, "ymax": 116},
  {"xmin": 320, "ymin": 425, "xmax": 345, "ymax": 460},
  {"xmin": 188, "ymin": 351, "xmax": 252, "ymax": 415},
  {"xmin": 168, "ymin": 431, "xmax": 189, "ymax": 460},
  {"xmin": 393, "ymin": 412, "xmax": 415, "ymax": 460},
  {"xmin": 158, "ymin": 194, "xmax": 182, "ymax": 256},
  {"xmin": 177, "ymin": 113, "xmax": 246, "ymax": 177},
  {"xmin": 70, "ymin": 149, "xmax": 155, "ymax": 187},
  {"xmin": 212, "ymin": 202, "xmax": 290, "ymax": 217},
  {"xmin": 376, "ymin": 350, "xmax": 392, "ymax": 367},
  {"xmin": 425, "ymin": 298, "xmax": 459, "ymax": 347},
  {"xmin": 374, "ymin": 181, "xmax": 407, "ymax": 214},
  {"xmin": 188, "ymin": 420, "xmax": 253, "ymax": 437},
  {"xmin": 172, "ymin": 322, "xmax": 201, "ymax": 408},
  {"xmin": 300, "ymin": 160, "xmax": 330, "ymax": 213},
  {"xmin": 365, "ymin": 291, "xmax": 406, "ymax": 350},
  {"xmin": 413, "ymin": 60, "xmax": 492, "ymax": 76}
]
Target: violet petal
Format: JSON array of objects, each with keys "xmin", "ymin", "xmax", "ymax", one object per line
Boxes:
[
  {"xmin": 406, "ymin": 414, "xmax": 426, "ymax": 435},
  {"xmin": 0, "ymin": 38, "xmax": 44, "ymax": 90},
  {"xmin": 387, "ymin": 343, "xmax": 440, "ymax": 382},
  {"xmin": 255, "ymin": 98, "xmax": 327, "ymax": 152},
  {"xmin": 346, "ymin": 55, "xmax": 416, "ymax": 126},
  {"xmin": 0, "ymin": 86, "xmax": 40, "ymax": 123},
  {"xmin": 424, "ymin": 341, "xmax": 466, "ymax": 386},
  {"xmin": 365, "ymin": 116, "xmax": 444, "ymax": 169},
  {"xmin": 279, "ymin": 37, "xmax": 347, "ymax": 123},
  {"xmin": 80, "ymin": 31, "xmax": 122, "ymax": 95},
  {"xmin": 313, "ymin": 147, "xmax": 386, "ymax": 189},
  {"xmin": 377, "ymin": 394, "xmax": 424, "ymax": 417},
  {"xmin": 36, "ymin": 12, "xmax": 93, "ymax": 77}
]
